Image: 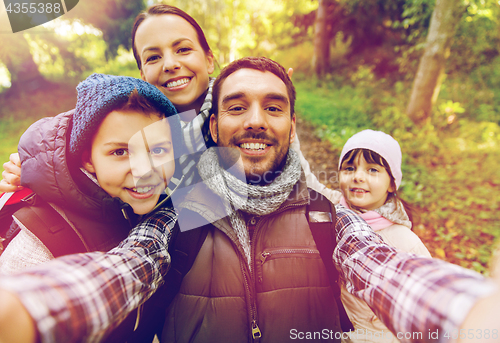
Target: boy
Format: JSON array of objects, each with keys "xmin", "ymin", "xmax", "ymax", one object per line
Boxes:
[{"xmin": 0, "ymin": 72, "xmax": 182, "ymax": 273}]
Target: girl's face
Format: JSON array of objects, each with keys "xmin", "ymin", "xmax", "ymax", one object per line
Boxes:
[
  {"xmin": 339, "ymin": 153, "xmax": 394, "ymax": 211},
  {"xmin": 135, "ymin": 14, "xmax": 215, "ymax": 114}
]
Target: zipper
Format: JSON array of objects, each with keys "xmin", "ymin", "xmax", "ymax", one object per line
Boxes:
[
  {"xmin": 258, "ymin": 248, "xmax": 320, "ymax": 283},
  {"xmin": 133, "ymin": 304, "xmax": 143, "ymax": 331},
  {"xmin": 260, "ymin": 248, "xmax": 319, "ymax": 264},
  {"xmin": 251, "ymin": 320, "xmax": 262, "ymax": 339},
  {"xmin": 245, "ymin": 196, "xmax": 309, "ymax": 341},
  {"xmin": 241, "ymin": 256, "xmax": 261, "ymax": 342}
]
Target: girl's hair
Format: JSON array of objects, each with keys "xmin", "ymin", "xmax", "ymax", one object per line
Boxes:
[
  {"xmin": 131, "ymin": 4, "xmax": 213, "ymax": 70},
  {"xmin": 340, "ymin": 148, "xmax": 415, "ymax": 222}
]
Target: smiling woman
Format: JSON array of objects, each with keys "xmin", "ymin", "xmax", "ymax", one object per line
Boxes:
[{"xmin": 132, "ymin": 7, "xmax": 215, "ymax": 115}]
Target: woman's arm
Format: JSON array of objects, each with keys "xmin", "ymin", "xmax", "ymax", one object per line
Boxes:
[{"xmin": 0, "ymin": 153, "xmax": 22, "ymax": 192}]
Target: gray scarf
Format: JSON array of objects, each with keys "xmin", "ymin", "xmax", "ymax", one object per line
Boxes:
[{"xmin": 198, "ymin": 147, "xmax": 302, "ymax": 268}]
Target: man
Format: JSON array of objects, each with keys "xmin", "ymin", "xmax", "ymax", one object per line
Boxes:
[
  {"xmin": 0, "ymin": 57, "xmax": 498, "ymax": 343},
  {"xmin": 163, "ymin": 57, "xmax": 341, "ymax": 342}
]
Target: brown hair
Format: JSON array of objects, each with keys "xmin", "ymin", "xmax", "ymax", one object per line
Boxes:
[
  {"xmin": 211, "ymin": 56, "xmax": 296, "ymax": 117},
  {"xmin": 131, "ymin": 4, "xmax": 213, "ymax": 70},
  {"xmin": 340, "ymin": 148, "xmax": 415, "ymax": 222},
  {"xmin": 120, "ymin": 89, "xmax": 163, "ymax": 117}
]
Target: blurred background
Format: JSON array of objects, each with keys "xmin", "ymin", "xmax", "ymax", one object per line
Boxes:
[{"xmin": 0, "ymin": 0, "xmax": 499, "ymax": 273}]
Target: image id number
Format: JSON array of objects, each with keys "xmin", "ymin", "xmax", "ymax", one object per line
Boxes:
[
  {"xmin": 6, "ymin": 2, "xmax": 62, "ymax": 14},
  {"xmin": 444, "ymin": 329, "xmax": 498, "ymax": 340}
]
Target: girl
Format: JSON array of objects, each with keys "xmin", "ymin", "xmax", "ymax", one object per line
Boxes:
[{"xmin": 332, "ymin": 129, "xmax": 431, "ymax": 343}]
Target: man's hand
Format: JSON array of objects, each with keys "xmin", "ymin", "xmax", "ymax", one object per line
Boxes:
[
  {"xmin": 0, "ymin": 153, "xmax": 22, "ymax": 193},
  {"xmin": 458, "ymin": 246, "xmax": 500, "ymax": 343},
  {"xmin": 0, "ymin": 289, "xmax": 37, "ymax": 343}
]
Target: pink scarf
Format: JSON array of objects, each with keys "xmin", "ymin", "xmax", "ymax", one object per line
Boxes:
[{"xmin": 340, "ymin": 196, "xmax": 394, "ymax": 232}]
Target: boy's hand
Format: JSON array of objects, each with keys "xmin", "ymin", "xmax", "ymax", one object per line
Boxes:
[
  {"xmin": 0, "ymin": 289, "xmax": 37, "ymax": 343},
  {"xmin": 0, "ymin": 153, "xmax": 22, "ymax": 193}
]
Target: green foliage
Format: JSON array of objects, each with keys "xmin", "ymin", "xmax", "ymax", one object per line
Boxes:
[
  {"xmin": 24, "ymin": 23, "xmax": 107, "ymax": 82},
  {"xmin": 0, "ymin": 118, "xmax": 39, "ymax": 166}
]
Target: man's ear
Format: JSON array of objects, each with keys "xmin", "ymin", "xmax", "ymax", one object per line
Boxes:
[
  {"xmin": 209, "ymin": 114, "xmax": 218, "ymax": 143},
  {"xmin": 81, "ymin": 150, "xmax": 96, "ymax": 174},
  {"xmin": 289, "ymin": 113, "xmax": 296, "ymax": 144}
]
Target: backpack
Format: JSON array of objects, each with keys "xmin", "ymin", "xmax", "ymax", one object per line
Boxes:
[
  {"xmin": 0, "ymin": 190, "xmax": 88, "ymax": 256},
  {"xmin": 139, "ymin": 188, "xmax": 354, "ymax": 342},
  {"xmin": 0, "ymin": 190, "xmax": 165, "ymax": 342}
]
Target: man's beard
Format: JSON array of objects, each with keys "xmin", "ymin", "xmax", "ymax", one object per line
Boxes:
[{"xmin": 216, "ymin": 131, "xmax": 291, "ymax": 186}]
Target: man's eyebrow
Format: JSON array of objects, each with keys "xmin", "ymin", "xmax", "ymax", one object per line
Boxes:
[
  {"xmin": 265, "ymin": 92, "xmax": 289, "ymax": 104},
  {"xmin": 221, "ymin": 92, "xmax": 289, "ymax": 105},
  {"xmin": 221, "ymin": 92, "xmax": 246, "ymax": 106}
]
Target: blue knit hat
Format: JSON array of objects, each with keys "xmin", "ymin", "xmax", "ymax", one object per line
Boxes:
[{"xmin": 70, "ymin": 73, "xmax": 185, "ymax": 159}]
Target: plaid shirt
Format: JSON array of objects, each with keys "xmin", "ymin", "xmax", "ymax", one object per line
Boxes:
[
  {"xmin": 334, "ymin": 204, "xmax": 496, "ymax": 343},
  {"xmin": 0, "ymin": 207, "xmax": 176, "ymax": 343},
  {"xmin": 0, "ymin": 204, "xmax": 496, "ymax": 342}
]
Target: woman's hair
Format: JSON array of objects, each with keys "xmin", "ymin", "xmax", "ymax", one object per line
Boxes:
[
  {"xmin": 340, "ymin": 148, "xmax": 415, "ymax": 222},
  {"xmin": 131, "ymin": 4, "xmax": 213, "ymax": 70}
]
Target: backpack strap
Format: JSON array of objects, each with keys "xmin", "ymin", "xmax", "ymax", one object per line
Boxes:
[
  {"xmin": 0, "ymin": 189, "xmax": 34, "ymax": 240},
  {"xmin": 307, "ymin": 188, "xmax": 354, "ymax": 332},
  {"xmin": 162, "ymin": 219, "xmax": 210, "ymax": 304},
  {"xmin": 12, "ymin": 193, "xmax": 88, "ymax": 257},
  {"xmin": 109, "ymin": 217, "xmax": 210, "ymax": 343}
]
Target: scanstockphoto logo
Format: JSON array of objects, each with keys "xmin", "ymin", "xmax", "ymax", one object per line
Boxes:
[{"xmin": 1, "ymin": 0, "xmax": 78, "ymax": 33}]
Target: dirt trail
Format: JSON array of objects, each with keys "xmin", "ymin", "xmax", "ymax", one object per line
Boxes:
[{"xmin": 295, "ymin": 117, "xmax": 340, "ymax": 191}]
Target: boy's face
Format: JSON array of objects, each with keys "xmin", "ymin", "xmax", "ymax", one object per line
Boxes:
[{"xmin": 83, "ymin": 110, "xmax": 175, "ymax": 215}]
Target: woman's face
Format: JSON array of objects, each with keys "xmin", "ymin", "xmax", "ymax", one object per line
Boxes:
[{"xmin": 135, "ymin": 14, "xmax": 214, "ymax": 114}]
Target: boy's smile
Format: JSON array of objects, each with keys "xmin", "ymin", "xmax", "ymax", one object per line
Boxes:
[{"xmin": 83, "ymin": 110, "xmax": 175, "ymax": 215}]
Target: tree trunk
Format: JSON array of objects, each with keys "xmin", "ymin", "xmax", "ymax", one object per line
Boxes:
[
  {"xmin": 406, "ymin": 0, "xmax": 464, "ymax": 125},
  {"xmin": 312, "ymin": 0, "xmax": 331, "ymax": 78},
  {"xmin": 0, "ymin": 34, "xmax": 49, "ymax": 94}
]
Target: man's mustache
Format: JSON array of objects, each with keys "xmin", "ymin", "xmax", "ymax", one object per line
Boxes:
[{"xmin": 229, "ymin": 132, "xmax": 279, "ymax": 146}]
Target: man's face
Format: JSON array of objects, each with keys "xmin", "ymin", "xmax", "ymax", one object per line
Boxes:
[{"xmin": 210, "ymin": 69, "xmax": 296, "ymax": 184}]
